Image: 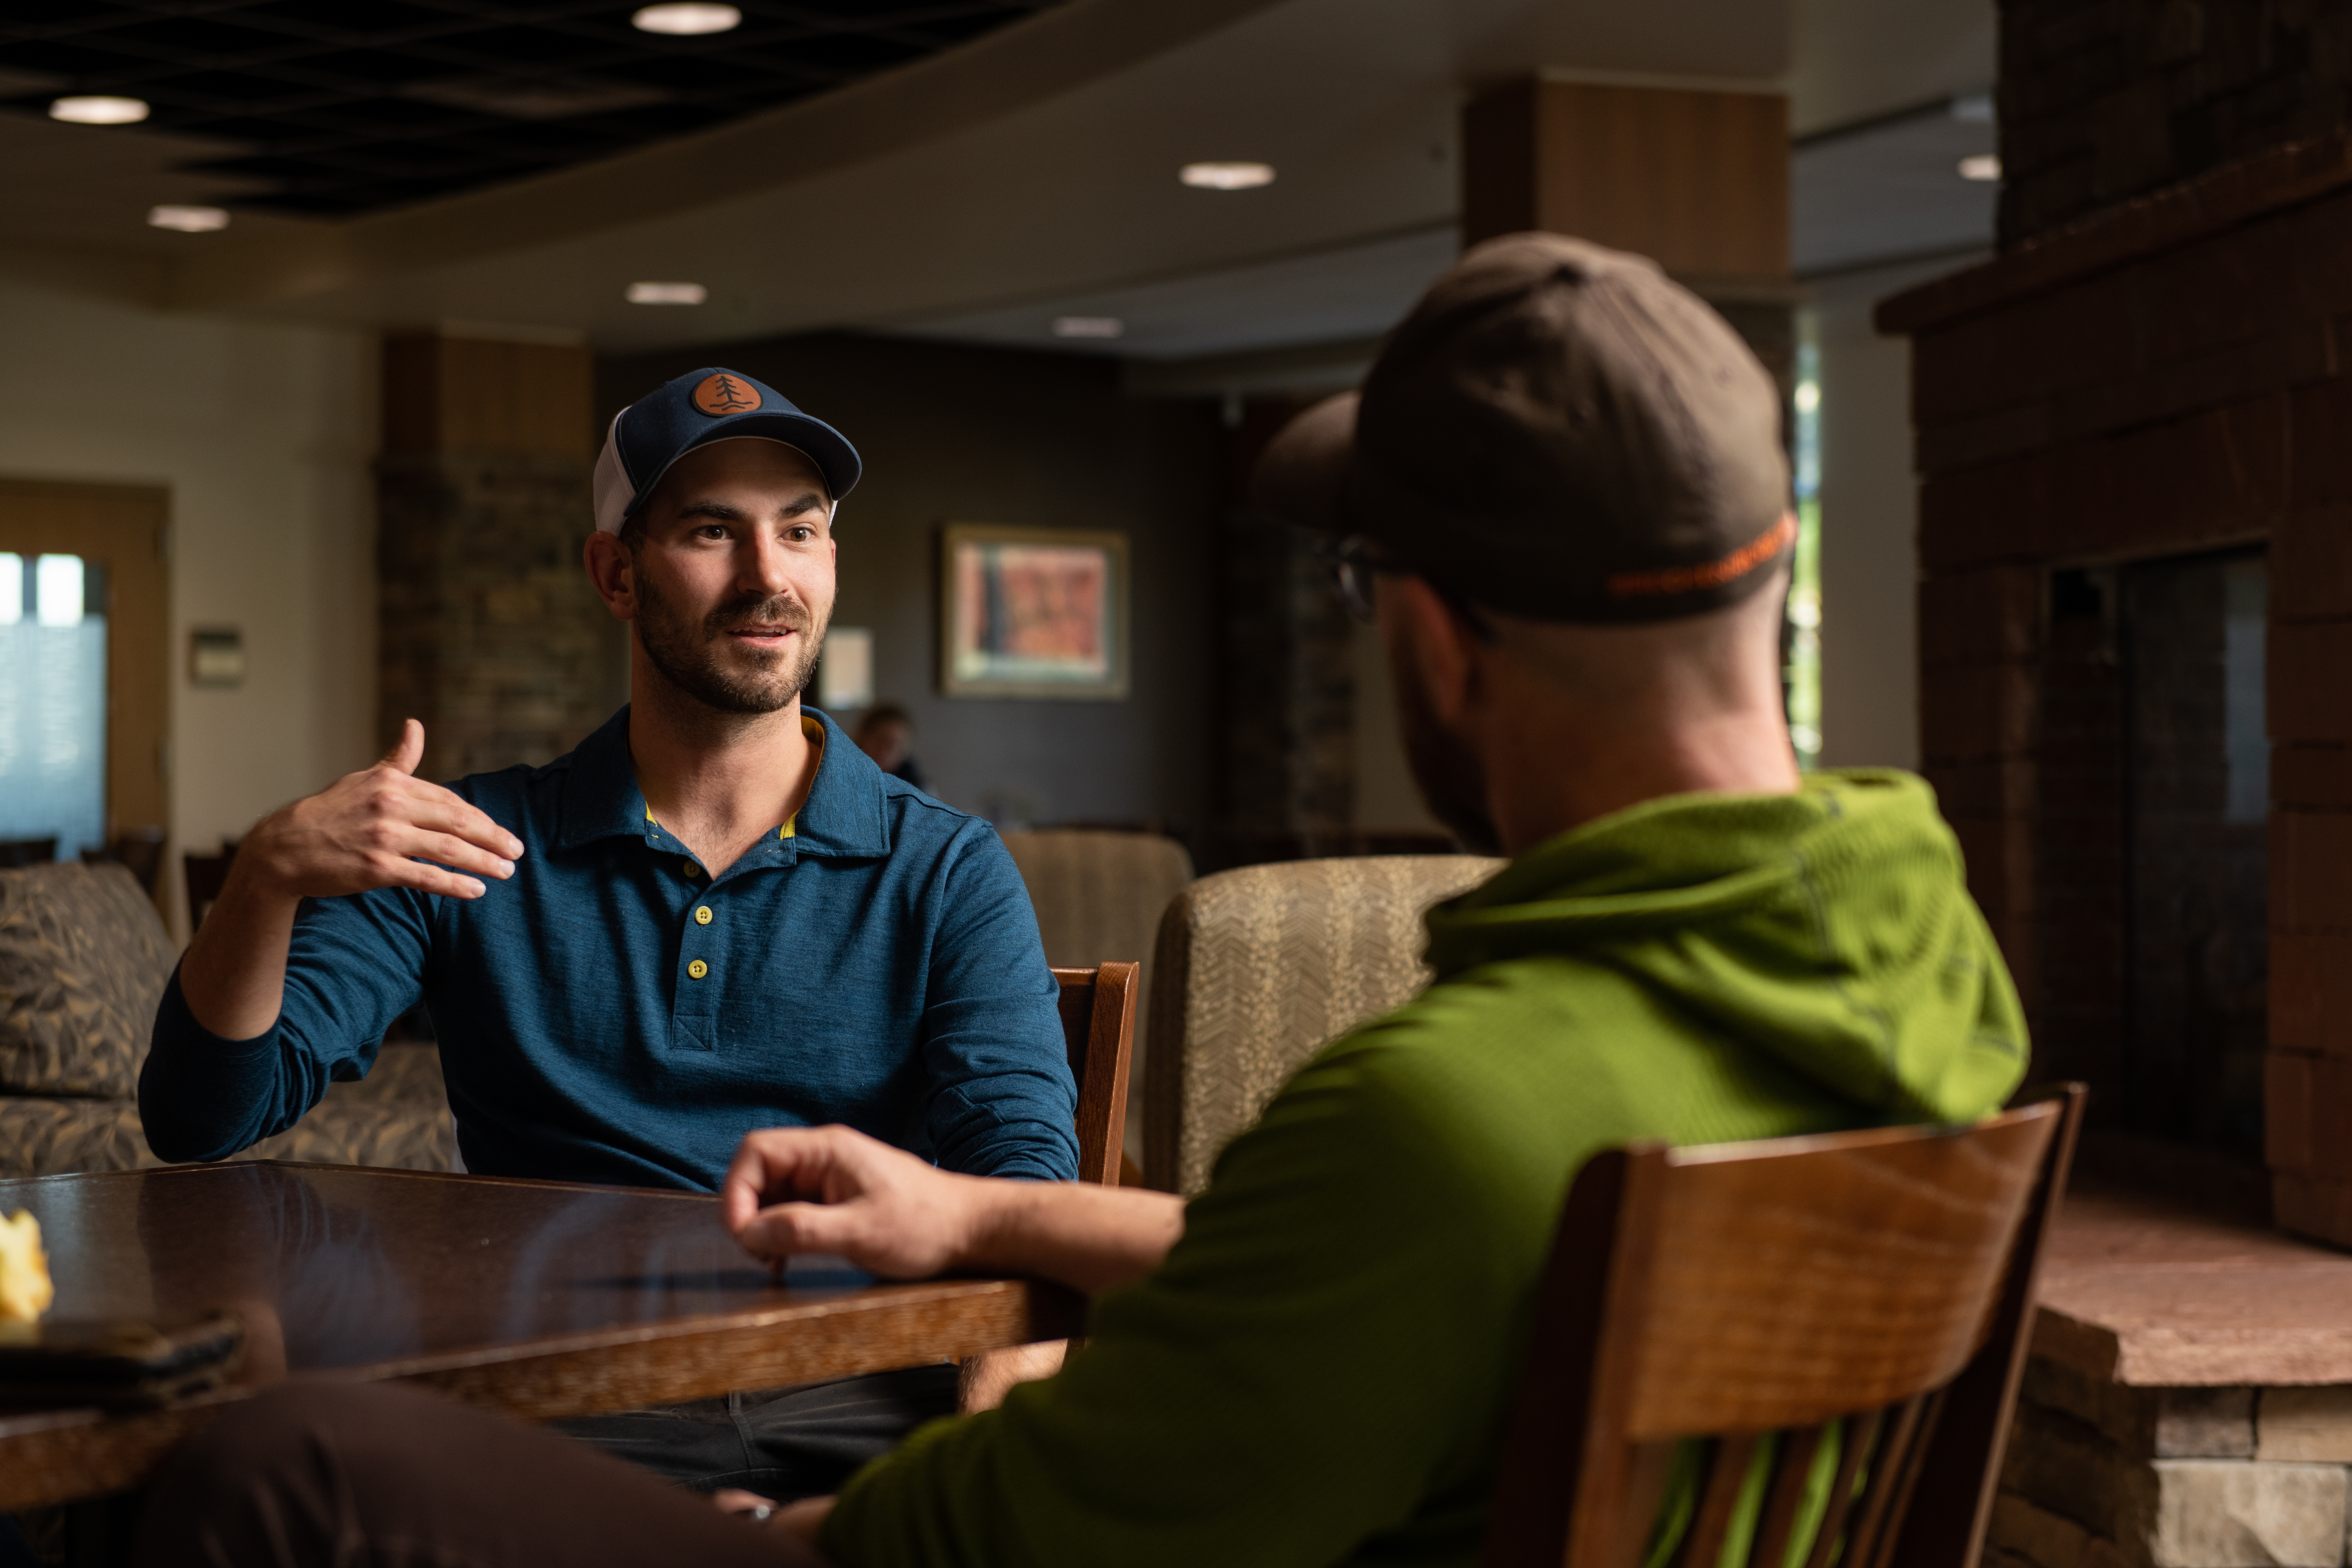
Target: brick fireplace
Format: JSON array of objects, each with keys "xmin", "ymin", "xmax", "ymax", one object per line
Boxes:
[
  {"xmin": 1880, "ymin": 133, "xmax": 2352, "ymax": 1243},
  {"xmin": 1880, "ymin": 121, "xmax": 2352, "ymax": 1568}
]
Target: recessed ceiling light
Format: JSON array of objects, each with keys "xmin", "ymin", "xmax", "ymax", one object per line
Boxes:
[
  {"xmin": 627, "ymin": 281, "xmax": 707, "ymax": 305},
  {"xmin": 148, "ymin": 204, "xmax": 229, "ymax": 233},
  {"xmin": 1959, "ymin": 154, "xmax": 2002, "ymax": 182},
  {"xmin": 633, "ymin": 3, "xmax": 741, "ymax": 34},
  {"xmin": 50, "ymin": 96, "xmax": 149, "ymax": 126},
  {"xmin": 1180, "ymin": 161, "xmax": 1275, "ymax": 191},
  {"xmin": 1052, "ymin": 316, "xmax": 1124, "ymax": 339}
]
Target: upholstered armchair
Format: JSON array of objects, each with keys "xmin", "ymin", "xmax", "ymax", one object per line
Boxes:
[{"xmin": 1143, "ymin": 854, "xmax": 1504, "ymax": 1196}]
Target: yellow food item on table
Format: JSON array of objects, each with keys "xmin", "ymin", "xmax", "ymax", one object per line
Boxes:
[{"xmin": 0, "ymin": 1209, "xmax": 53, "ymax": 1323}]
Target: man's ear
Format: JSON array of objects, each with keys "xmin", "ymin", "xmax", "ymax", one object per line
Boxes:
[
  {"xmin": 583, "ymin": 532, "xmax": 637, "ymax": 623},
  {"xmin": 1381, "ymin": 576, "xmax": 1485, "ymax": 729}
]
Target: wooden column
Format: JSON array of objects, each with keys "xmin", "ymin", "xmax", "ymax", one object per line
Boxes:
[
  {"xmin": 377, "ymin": 331, "xmax": 620, "ymax": 782},
  {"xmin": 1460, "ymin": 77, "xmax": 1795, "ymax": 390},
  {"xmin": 1461, "ymin": 77, "xmax": 1790, "ymax": 280}
]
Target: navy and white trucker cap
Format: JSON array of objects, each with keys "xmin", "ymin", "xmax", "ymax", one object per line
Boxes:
[{"xmin": 592, "ymin": 367, "xmax": 862, "ymax": 535}]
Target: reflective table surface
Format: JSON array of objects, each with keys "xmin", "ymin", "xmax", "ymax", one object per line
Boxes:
[{"xmin": 0, "ymin": 1162, "xmax": 1077, "ymax": 1510}]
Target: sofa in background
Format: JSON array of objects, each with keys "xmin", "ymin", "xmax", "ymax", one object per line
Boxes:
[{"xmin": 0, "ymin": 862, "xmax": 454, "ymax": 1179}]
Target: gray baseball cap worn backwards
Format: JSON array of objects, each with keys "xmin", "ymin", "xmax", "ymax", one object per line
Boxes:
[{"xmin": 1251, "ymin": 232, "xmax": 1794, "ymax": 624}]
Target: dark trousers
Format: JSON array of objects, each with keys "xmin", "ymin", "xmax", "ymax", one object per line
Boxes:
[
  {"xmin": 133, "ymin": 1381, "xmax": 827, "ymax": 1568},
  {"xmin": 551, "ymin": 1365, "xmax": 961, "ymax": 1499}
]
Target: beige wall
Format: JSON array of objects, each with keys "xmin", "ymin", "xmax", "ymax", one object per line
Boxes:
[
  {"xmin": 0, "ymin": 274, "xmax": 378, "ymax": 940},
  {"xmin": 1810, "ymin": 255, "xmax": 1985, "ymax": 772}
]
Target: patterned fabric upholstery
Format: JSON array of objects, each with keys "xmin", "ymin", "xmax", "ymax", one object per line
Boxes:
[
  {"xmin": 0, "ymin": 1045, "xmax": 455, "ymax": 1179},
  {"xmin": 0, "ymin": 856, "xmax": 458, "ymax": 1180},
  {"xmin": 1143, "ymin": 854, "xmax": 1504, "ymax": 1196},
  {"xmin": 999, "ymin": 830, "xmax": 1194, "ymax": 1158},
  {"xmin": 0, "ymin": 863, "xmax": 177, "ymax": 1097}
]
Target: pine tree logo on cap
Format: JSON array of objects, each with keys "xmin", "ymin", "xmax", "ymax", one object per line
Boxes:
[{"xmin": 692, "ymin": 373, "xmax": 761, "ymax": 416}]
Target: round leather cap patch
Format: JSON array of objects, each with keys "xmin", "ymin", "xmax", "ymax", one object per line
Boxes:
[{"xmin": 692, "ymin": 372, "xmax": 762, "ymax": 417}]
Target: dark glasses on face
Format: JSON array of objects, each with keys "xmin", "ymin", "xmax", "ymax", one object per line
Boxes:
[{"xmin": 1321, "ymin": 534, "xmax": 1496, "ymax": 643}]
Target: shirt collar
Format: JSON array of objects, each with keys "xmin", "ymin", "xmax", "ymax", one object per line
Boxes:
[{"xmin": 555, "ymin": 703, "xmax": 891, "ymax": 859}]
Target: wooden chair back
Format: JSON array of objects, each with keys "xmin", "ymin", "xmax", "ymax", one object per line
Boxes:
[
  {"xmin": 1484, "ymin": 1085, "xmax": 2085, "ymax": 1568},
  {"xmin": 184, "ymin": 849, "xmax": 236, "ymax": 931},
  {"xmin": 1052, "ymin": 962, "xmax": 1140, "ymax": 1186},
  {"xmin": 0, "ymin": 837, "xmax": 56, "ymax": 868}
]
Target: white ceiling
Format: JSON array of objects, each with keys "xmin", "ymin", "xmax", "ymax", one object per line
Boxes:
[
  {"xmin": 0, "ymin": 0, "xmax": 1999, "ymax": 368},
  {"xmin": 1794, "ymin": 99, "xmax": 1997, "ymax": 276}
]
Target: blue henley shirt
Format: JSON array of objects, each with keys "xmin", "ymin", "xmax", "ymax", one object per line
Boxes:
[{"xmin": 141, "ymin": 705, "xmax": 1080, "ymax": 1190}]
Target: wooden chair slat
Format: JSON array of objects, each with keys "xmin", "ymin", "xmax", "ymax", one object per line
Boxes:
[
  {"xmin": 1864, "ymin": 1388, "xmax": 1945, "ymax": 1568},
  {"xmin": 1619, "ymin": 1442, "xmax": 1679, "ymax": 1568},
  {"xmin": 1482, "ymin": 1086, "xmax": 2085, "ymax": 1568},
  {"xmin": 1671, "ymin": 1434, "xmax": 1761, "ymax": 1568},
  {"xmin": 1747, "ymin": 1422, "xmax": 1827, "ymax": 1568},
  {"xmin": 1840, "ymin": 1392, "xmax": 1930, "ymax": 1568},
  {"xmin": 1799, "ymin": 1409, "xmax": 1880, "ymax": 1568}
]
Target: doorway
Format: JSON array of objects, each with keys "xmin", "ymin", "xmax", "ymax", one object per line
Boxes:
[{"xmin": 0, "ymin": 479, "xmax": 171, "ymax": 904}]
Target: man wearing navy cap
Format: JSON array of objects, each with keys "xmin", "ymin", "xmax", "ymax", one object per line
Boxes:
[{"xmin": 142, "ymin": 367, "xmax": 1079, "ymax": 1494}]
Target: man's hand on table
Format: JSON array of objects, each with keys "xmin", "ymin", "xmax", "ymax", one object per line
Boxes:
[
  {"xmin": 181, "ymin": 719, "xmax": 525, "ymax": 1040},
  {"xmin": 721, "ymin": 1125, "xmax": 1187, "ymax": 1297}
]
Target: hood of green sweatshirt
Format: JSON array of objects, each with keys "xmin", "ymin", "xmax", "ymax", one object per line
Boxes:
[{"xmin": 1422, "ymin": 770, "xmax": 2027, "ymax": 1124}]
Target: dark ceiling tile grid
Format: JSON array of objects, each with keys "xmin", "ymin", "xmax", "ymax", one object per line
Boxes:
[{"xmin": 0, "ymin": 2, "xmax": 1058, "ymax": 217}]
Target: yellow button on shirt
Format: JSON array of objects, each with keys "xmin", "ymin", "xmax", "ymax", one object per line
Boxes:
[
  {"xmin": 687, "ymin": 959, "xmax": 709, "ymax": 980},
  {"xmin": 695, "ymin": 906, "xmax": 713, "ymax": 925}
]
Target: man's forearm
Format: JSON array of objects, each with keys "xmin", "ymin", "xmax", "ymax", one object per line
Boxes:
[
  {"xmin": 967, "ymin": 1180, "xmax": 1185, "ymax": 1296},
  {"xmin": 179, "ymin": 860, "xmax": 303, "ymax": 1042}
]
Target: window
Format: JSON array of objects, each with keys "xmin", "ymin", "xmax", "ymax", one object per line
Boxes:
[{"xmin": 0, "ymin": 553, "xmax": 108, "ymax": 855}]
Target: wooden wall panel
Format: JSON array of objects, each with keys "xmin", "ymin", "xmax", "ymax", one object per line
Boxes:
[
  {"xmin": 381, "ymin": 333, "xmax": 594, "ymax": 458},
  {"xmin": 1462, "ymin": 78, "xmax": 1790, "ymax": 283}
]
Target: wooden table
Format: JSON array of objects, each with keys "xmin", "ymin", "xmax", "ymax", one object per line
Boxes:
[{"xmin": 0, "ymin": 1161, "xmax": 1081, "ymax": 1511}]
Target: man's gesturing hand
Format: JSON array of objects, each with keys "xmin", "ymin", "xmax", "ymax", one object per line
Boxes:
[
  {"xmin": 723, "ymin": 1125, "xmax": 984, "ymax": 1280},
  {"xmin": 240, "ymin": 719, "xmax": 523, "ymax": 903}
]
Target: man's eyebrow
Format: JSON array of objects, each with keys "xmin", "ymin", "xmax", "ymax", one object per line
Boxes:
[{"xmin": 672, "ymin": 492, "xmax": 829, "ymax": 524}]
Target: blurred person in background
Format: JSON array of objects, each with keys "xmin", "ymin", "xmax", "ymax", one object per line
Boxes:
[{"xmin": 851, "ymin": 703, "xmax": 927, "ymax": 792}]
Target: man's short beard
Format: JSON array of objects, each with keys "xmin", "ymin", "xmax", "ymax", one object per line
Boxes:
[
  {"xmin": 633, "ymin": 567, "xmax": 822, "ymax": 716},
  {"xmin": 1392, "ymin": 649, "xmax": 1503, "ymax": 857}
]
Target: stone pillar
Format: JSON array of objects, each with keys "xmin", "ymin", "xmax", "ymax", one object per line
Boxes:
[
  {"xmin": 376, "ymin": 330, "xmax": 622, "ymax": 781},
  {"xmin": 1210, "ymin": 399, "xmax": 1358, "ymax": 865}
]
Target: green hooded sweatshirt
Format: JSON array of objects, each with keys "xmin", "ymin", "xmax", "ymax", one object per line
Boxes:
[{"xmin": 822, "ymin": 772, "xmax": 2028, "ymax": 1568}]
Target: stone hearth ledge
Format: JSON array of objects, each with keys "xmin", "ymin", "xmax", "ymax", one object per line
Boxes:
[{"xmin": 2035, "ymin": 1182, "xmax": 2352, "ymax": 1388}]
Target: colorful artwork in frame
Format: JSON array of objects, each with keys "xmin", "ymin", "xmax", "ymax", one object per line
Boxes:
[{"xmin": 939, "ymin": 524, "xmax": 1129, "ymax": 700}]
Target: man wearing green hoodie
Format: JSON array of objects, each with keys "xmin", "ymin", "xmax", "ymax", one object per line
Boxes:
[{"xmin": 133, "ymin": 233, "xmax": 2025, "ymax": 1568}]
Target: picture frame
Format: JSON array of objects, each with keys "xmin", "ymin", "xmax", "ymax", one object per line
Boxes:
[{"xmin": 938, "ymin": 523, "xmax": 1129, "ymax": 700}]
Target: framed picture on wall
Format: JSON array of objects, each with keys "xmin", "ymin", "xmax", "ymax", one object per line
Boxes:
[{"xmin": 939, "ymin": 523, "xmax": 1129, "ymax": 700}]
